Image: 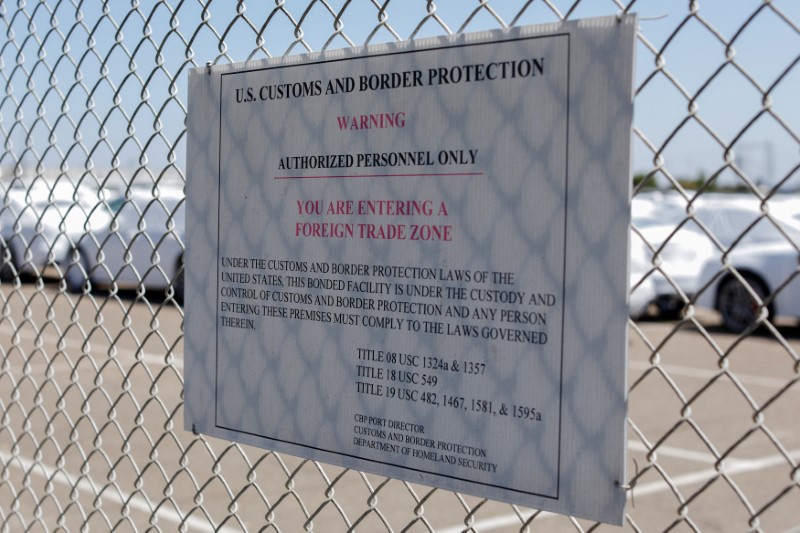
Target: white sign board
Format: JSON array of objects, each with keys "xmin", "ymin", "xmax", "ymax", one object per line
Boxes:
[{"xmin": 185, "ymin": 15, "xmax": 636, "ymax": 525}]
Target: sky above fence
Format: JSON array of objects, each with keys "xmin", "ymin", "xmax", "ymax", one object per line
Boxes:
[{"xmin": 1, "ymin": 0, "xmax": 797, "ymax": 190}]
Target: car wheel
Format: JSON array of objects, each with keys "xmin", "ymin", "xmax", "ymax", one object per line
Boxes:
[
  {"xmin": 655, "ymin": 294, "xmax": 685, "ymax": 320},
  {"xmin": 0, "ymin": 242, "xmax": 18, "ymax": 282},
  {"xmin": 173, "ymin": 255, "xmax": 184, "ymax": 305},
  {"xmin": 717, "ymin": 274, "xmax": 770, "ymax": 334},
  {"xmin": 64, "ymin": 247, "xmax": 89, "ymax": 294}
]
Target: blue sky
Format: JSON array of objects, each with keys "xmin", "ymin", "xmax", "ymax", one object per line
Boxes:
[{"xmin": 1, "ymin": 0, "xmax": 797, "ymax": 192}]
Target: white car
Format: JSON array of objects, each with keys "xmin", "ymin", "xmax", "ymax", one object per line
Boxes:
[
  {"xmin": 1, "ymin": 186, "xmax": 38, "ymax": 279},
  {"xmin": 62, "ymin": 187, "xmax": 185, "ymax": 303},
  {"xmin": 696, "ymin": 242, "xmax": 800, "ymax": 333},
  {"xmin": 631, "ymin": 212, "xmax": 717, "ymax": 317},
  {"xmin": 630, "ymin": 193, "xmax": 800, "ymax": 322},
  {"xmin": 629, "ymin": 231, "xmax": 656, "ymax": 319},
  {"xmin": 1, "ymin": 183, "xmax": 111, "ymax": 280},
  {"xmin": 694, "ymin": 201, "xmax": 800, "ymax": 333}
]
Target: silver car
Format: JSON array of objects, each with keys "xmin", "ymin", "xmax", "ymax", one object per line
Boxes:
[{"xmin": 62, "ymin": 187, "xmax": 185, "ymax": 303}]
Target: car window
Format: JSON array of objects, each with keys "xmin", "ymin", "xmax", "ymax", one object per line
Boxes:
[
  {"xmin": 743, "ymin": 218, "xmax": 790, "ymax": 244},
  {"xmin": 694, "ymin": 206, "xmax": 757, "ymax": 246},
  {"xmin": 696, "ymin": 205, "xmax": 800, "ymax": 247},
  {"xmin": 107, "ymin": 197, "xmax": 126, "ymax": 213}
]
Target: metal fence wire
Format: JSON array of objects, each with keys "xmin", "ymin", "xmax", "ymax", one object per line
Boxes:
[{"xmin": 1, "ymin": 0, "xmax": 798, "ymax": 531}]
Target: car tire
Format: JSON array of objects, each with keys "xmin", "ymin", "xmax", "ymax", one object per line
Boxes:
[
  {"xmin": 173, "ymin": 255, "xmax": 184, "ymax": 306},
  {"xmin": 0, "ymin": 242, "xmax": 18, "ymax": 282},
  {"xmin": 655, "ymin": 294, "xmax": 685, "ymax": 320},
  {"xmin": 717, "ymin": 274, "xmax": 770, "ymax": 334},
  {"xmin": 64, "ymin": 247, "xmax": 89, "ymax": 294}
]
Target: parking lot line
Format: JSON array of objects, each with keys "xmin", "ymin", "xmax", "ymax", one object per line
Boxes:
[
  {"xmin": 628, "ymin": 440, "xmax": 717, "ymax": 464},
  {"xmin": 631, "ymin": 448, "xmax": 800, "ymax": 498},
  {"xmin": 0, "ymin": 450, "xmax": 231, "ymax": 532},
  {"xmin": 628, "ymin": 360, "xmax": 797, "ymax": 390},
  {"xmin": 439, "ymin": 447, "xmax": 800, "ymax": 533},
  {"xmin": 438, "ymin": 510, "xmax": 557, "ymax": 533}
]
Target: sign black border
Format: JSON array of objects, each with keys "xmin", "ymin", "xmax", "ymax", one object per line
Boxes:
[{"xmin": 212, "ymin": 31, "xmax": 571, "ymax": 501}]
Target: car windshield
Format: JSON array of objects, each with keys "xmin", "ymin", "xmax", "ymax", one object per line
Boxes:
[
  {"xmin": 694, "ymin": 204, "xmax": 800, "ymax": 247},
  {"xmin": 107, "ymin": 197, "xmax": 125, "ymax": 213}
]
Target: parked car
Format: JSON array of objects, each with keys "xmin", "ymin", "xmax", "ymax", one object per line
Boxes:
[
  {"xmin": 629, "ymin": 231, "xmax": 656, "ymax": 319},
  {"xmin": 62, "ymin": 187, "xmax": 185, "ymax": 303},
  {"xmin": 630, "ymin": 193, "xmax": 800, "ymax": 324},
  {"xmin": 631, "ymin": 208, "xmax": 717, "ymax": 317},
  {"xmin": 694, "ymin": 202, "xmax": 800, "ymax": 333},
  {"xmin": 1, "ymin": 182, "xmax": 111, "ymax": 280},
  {"xmin": 696, "ymin": 243, "xmax": 800, "ymax": 333},
  {"xmin": 1, "ymin": 186, "xmax": 37, "ymax": 279}
]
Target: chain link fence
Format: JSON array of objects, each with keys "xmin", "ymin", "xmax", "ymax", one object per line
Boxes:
[{"xmin": 1, "ymin": 0, "xmax": 798, "ymax": 531}]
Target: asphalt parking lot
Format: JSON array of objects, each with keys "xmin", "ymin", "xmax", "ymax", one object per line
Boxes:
[{"xmin": 1, "ymin": 280, "xmax": 798, "ymax": 531}]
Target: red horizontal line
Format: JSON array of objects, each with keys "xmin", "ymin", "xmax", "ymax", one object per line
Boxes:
[{"xmin": 274, "ymin": 172, "xmax": 484, "ymax": 180}]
